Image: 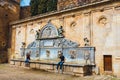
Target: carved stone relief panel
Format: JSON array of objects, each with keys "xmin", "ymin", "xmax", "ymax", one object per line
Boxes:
[
  {"xmin": 20, "ymin": 22, "xmax": 95, "ymax": 65},
  {"xmin": 98, "ymin": 15, "xmax": 112, "ymax": 37},
  {"xmin": 69, "ymin": 50, "xmax": 77, "ymax": 59},
  {"xmin": 62, "ymin": 38, "xmax": 79, "ymax": 48},
  {"xmin": 40, "ymin": 23, "xmax": 58, "ymax": 38},
  {"xmin": 24, "ymin": 48, "xmax": 39, "ymax": 60},
  {"xmin": 46, "ymin": 50, "xmax": 50, "ymax": 58},
  {"xmin": 27, "ymin": 41, "xmax": 39, "ymax": 48},
  {"xmin": 63, "ymin": 48, "xmax": 94, "ymax": 64},
  {"xmin": 54, "ymin": 39, "xmax": 63, "ymax": 47},
  {"xmin": 30, "ymin": 29, "xmax": 34, "ymax": 34},
  {"xmin": 40, "ymin": 48, "xmax": 62, "ymax": 61},
  {"xmin": 70, "ymin": 21, "xmax": 77, "ymax": 31},
  {"xmin": 98, "ymin": 16, "xmax": 108, "ymax": 26},
  {"xmin": 17, "ymin": 30, "xmax": 21, "ymax": 35},
  {"xmin": 92, "ymin": 9, "xmax": 113, "ymax": 49},
  {"xmin": 35, "ymin": 50, "xmax": 39, "ymax": 57}
]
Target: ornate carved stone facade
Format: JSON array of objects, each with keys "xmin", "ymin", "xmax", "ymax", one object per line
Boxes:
[{"xmin": 10, "ymin": 0, "xmax": 120, "ymax": 77}]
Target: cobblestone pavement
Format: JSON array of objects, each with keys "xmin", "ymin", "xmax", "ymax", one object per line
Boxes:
[{"xmin": 0, "ymin": 64, "xmax": 120, "ymax": 80}]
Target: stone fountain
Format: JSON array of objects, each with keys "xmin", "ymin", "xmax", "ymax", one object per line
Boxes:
[{"xmin": 20, "ymin": 22, "xmax": 95, "ymax": 65}]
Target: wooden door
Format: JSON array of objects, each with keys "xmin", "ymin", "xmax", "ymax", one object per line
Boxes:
[{"xmin": 104, "ymin": 55, "xmax": 112, "ymax": 71}]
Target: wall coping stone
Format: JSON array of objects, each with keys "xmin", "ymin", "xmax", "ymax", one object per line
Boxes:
[{"xmin": 10, "ymin": 0, "xmax": 112, "ymax": 26}]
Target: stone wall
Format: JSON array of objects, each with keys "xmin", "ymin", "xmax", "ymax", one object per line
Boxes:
[
  {"xmin": 10, "ymin": 1, "xmax": 120, "ymax": 77},
  {"xmin": 0, "ymin": 0, "xmax": 20, "ymax": 63},
  {"xmin": 57, "ymin": 0, "xmax": 106, "ymax": 11},
  {"xmin": 20, "ymin": 6, "xmax": 31, "ymax": 19},
  {"xmin": 57, "ymin": 0, "xmax": 79, "ymax": 11}
]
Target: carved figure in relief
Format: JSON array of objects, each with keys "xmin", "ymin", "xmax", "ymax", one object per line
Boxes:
[
  {"xmin": 35, "ymin": 29, "xmax": 40, "ymax": 39},
  {"xmin": 21, "ymin": 42, "xmax": 25, "ymax": 48},
  {"xmin": 84, "ymin": 50, "xmax": 90, "ymax": 64},
  {"xmin": 21, "ymin": 42, "xmax": 26, "ymax": 57},
  {"xmin": 58, "ymin": 26, "xmax": 64, "ymax": 37},
  {"xmin": 84, "ymin": 37, "xmax": 89, "ymax": 46},
  {"xmin": 46, "ymin": 50, "xmax": 50, "ymax": 58},
  {"xmin": 97, "ymin": 16, "xmax": 112, "ymax": 47},
  {"xmin": 36, "ymin": 51, "xmax": 39, "ymax": 57},
  {"xmin": 98, "ymin": 16, "xmax": 107, "ymax": 26},
  {"xmin": 70, "ymin": 50, "xmax": 77, "ymax": 59},
  {"xmin": 45, "ymin": 27, "xmax": 52, "ymax": 37}
]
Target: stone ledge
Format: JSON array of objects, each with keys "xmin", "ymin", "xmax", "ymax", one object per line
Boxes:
[
  {"xmin": 10, "ymin": 59, "xmax": 94, "ymax": 76},
  {"xmin": 10, "ymin": 59, "xmax": 95, "ymax": 67}
]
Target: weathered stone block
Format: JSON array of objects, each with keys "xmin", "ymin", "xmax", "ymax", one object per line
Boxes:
[
  {"xmin": 73, "ymin": 73, "xmax": 84, "ymax": 77},
  {"xmin": 35, "ymin": 64, "xmax": 40, "ymax": 69},
  {"xmin": 64, "ymin": 66, "xmax": 71, "ymax": 72},
  {"xmin": 30, "ymin": 63, "xmax": 36, "ymax": 68},
  {"xmin": 15, "ymin": 62, "xmax": 21, "ymax": 66},
  {"xmin": 40, "ymin": 65, "xmax": 47, "ymax": 70},
  {"xmin": 46, "ymin": 65, "xmax": 53, "ymax": 70},
  {"xmin": 21, "ymin": 62, "xmax": 25, "ymax": 66},
  {"xmin": 10, "ymin": 61, "xmax": 15, "ymax": 65},
  {"xmin": 73, "ymin": 67, "xmax": 84, "ymax": 73}
]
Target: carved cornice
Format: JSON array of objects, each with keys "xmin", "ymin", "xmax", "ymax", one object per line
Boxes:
[{"xmin": 10, "ymin": 0, "xmax": 117, "ymax": 25}]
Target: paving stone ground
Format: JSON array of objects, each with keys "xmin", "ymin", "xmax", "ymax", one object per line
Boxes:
[{"xmin": 0, "ymin": 64, "xmax": 119, "ymax": 80}]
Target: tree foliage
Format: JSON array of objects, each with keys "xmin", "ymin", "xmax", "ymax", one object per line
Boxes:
[{"xmin": 30, "ymin": 0, "xmax": 57, "ymax": 16}]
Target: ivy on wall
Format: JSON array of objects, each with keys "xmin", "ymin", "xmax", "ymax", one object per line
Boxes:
[{"xmin": 30, "ymin": 0, "xmax": 57, "ymax": 16}]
